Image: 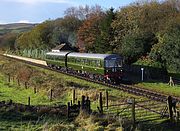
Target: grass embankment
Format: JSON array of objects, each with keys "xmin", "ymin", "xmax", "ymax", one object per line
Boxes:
[
  {"xmin": 0, "ymin": 56, "xmax": 179, "ymax": 130},
  {"xmin": 136, "ymin": 82, "xmax": 180, "ymax": 97},
  {"xmin": 0, "ymin": 56, "xmax": 140, "ymax": 130},
  {"xmin": 0, "ymin": 74, "xmax": 69, "ymax": 130},
  {"xmin": 0, "ymin": 76, "xmax": 48, "ymax": 105}
]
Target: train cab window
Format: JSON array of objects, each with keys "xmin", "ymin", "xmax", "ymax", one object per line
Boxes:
[
  {"xmin": 105, "ymin": 60, "xmax": 115, "ymax": 67},
  {"xmin": 115, "ymin": 59, "xmax": 122, "ymax": 67},
  {"xmin": 105, "ymin": 59, "xmax": 122, "ymax": 68}
]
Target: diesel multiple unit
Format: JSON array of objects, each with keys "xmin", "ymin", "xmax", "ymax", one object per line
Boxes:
[{"xmin": 45, "ymin": 51, "xmax": 123, "ymax": 83}]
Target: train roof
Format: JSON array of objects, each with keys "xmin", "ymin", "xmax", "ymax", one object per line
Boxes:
[
  {"xmin": 68, "ymin": 52, "xmax": 121, "ymax": 59},
  {"xmin": 46, "ymin": 51, "xmax": 70, "ymax": 56},
  {"xmin": 46, "ymin": 51, "xmax": 122, "ymax": 59}
]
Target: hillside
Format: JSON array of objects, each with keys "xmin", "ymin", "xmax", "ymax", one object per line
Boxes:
[{"xmin": 0, "ymin": 23, "xmax": 36, "ymax": 35}]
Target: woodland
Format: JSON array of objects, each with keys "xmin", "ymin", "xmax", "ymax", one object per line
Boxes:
[{"xmin": 0, "ymin": 0, "xmax": 180, "ymax": 73}]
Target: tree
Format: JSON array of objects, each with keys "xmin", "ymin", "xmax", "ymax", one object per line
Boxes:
[
  {"xmin": 111, "ymin": 29, "xmax": 156, "ymax": 64},
  {"xmin": 150, "ymin": 23, "xmax": 180, "ymax": 72},
  {"xmin": 111, "ymin": 0, "xmax": 180, "ymax": 64},
  {"xmin": 15, "ymin": 20, "xmax": 54, "ymax": 50},
  {"xmin": 64, "ymin": 5, "xmax": 103, "ymax": 20},
  {"xmin": 94, "ymin": 8, "xmax": 116, "ymax": 53},
  {"xmin": 50, "ymin": 16, "xmax": 82, "ymax": 47},
  {"xmin": 0, "ymin": 33, "xmax": 17, "ymax": 51},
  {"xmin": 77, "ymin": 10, "xmax": 105, "ymax": 52}
]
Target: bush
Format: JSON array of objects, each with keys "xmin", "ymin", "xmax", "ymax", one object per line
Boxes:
[{"xmin": 134, "ymin": 56, "xmax": 162, "ymax": 68}]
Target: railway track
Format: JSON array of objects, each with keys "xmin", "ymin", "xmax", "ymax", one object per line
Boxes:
[{"xmin": 1, "ymin": 54, "xmax": 180, "ymax": 103}]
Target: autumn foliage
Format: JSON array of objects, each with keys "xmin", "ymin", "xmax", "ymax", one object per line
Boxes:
[{"xmin": 2, "ymin": 0, "xmax": 180, "ymax": 73}]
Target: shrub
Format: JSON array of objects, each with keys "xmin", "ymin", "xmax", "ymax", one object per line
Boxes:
[{"xmin": 134, "ymin": 56, "xmax": 162, "ymax": 68}]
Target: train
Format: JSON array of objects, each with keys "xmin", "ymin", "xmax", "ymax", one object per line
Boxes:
[{"xmin": 45, "ymin": 51, "xmax": 123, "ymax": 83}]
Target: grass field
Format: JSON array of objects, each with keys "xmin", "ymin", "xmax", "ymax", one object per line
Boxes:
[
  {"xmin": 136, "ymin": 82, "xmax": 180, "ymax": 97},
  {"xmin": 0, "ymin": 73, "xmax": 68, "ymax": 130},
  {"xmin": 0, "ymin": 78, "xmax": 48, "ymax": 105},
  {"xmin": 0, "ymin": 57, "xmax": 143, "ymax": 130},
  {"xmin": 0, "ymin": 56, "xmax": 180, "ymax": 130}
]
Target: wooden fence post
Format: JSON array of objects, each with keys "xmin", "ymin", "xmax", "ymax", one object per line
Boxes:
[
  {"xmin": 88, "ymin": 100, "xmax": 91, "ymax": 113},
  {"xmin": 99, "ymin": 92, "xmax": 103, "ymax": 114},
  {"xmin": 131, "ymin": 98, "xmax": 136, "ymax": 125},
  {"xmin": 7, "ymin": 74, "xmax": 10, "ymax": 83},
  {"xmin": 50, "ymin": 89, "xmax": 53, "ymax": 101},
  {"xmin": 17, "ymin": 79, "xmax": 20, "ymax": 86},
  {"xmin": 167, "ymin": 96, "xmax": 173, "ymax": 121},
  {"xmin": 28, "ymin": 97, "xmax": 30, "ymax": 106},
  {"xmin": 25, "ymin": 82, "xmax": 28, "ymax": 89},
  {"xmin": 71, "ymin": 100, "xmax": 73, "ymax": 106},
  {"xmin": 9, "ymin": 99, "xmax": 13, "ymax": 105},
  {"xmin": 86, "ymin": 96, "xmax": 90, "ymax": 113},
  {"xmin": 106, "ymin": 90, "xmax": 108, "ymax": 109},
  {"xmin": 34, "ymin": 87, "xmax": 36, "ymax": 94},
  {"xmin": 78, "ymin": 101, "xmax": 81, "ymax": 108},
  {"xmin": 176, "ymin": 111, "xmax": 179, "ymax": 122},
  {"xmin": 67, "ymin": 102, "xmax": 70, "ymax": 118},
  {"xmin": 72, "ymin": 89, "xmax": 75, "ymax": 104},
  {"xmin": 81, "ymin": 95, "xmax": 85, "ymax": 110}
]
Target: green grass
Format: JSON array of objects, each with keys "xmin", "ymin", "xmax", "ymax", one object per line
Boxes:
[
  {"xmin": 136, "ymin": 82, "xmax": 180, "ymax": 97},
  {"xmin": 0, "ymin": 110, "xmax": 68, "ymax": 131},
  {"xmin": 0, "ymin": 77, "xmax": 49, "ymax": 105},
  {"xmin": 0, "ymin": 74, "xmax": 69, "ymax": 130},
  {"xmin": 31, "ymin": 65, "xmax": 148, "ymax": 112},
  {"xmin": 1, "ymin": 56, "xmax": 179, "ymax": 130}
]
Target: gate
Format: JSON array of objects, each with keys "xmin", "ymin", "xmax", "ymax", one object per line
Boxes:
[{"xmin": 99, "ymin": 91, "xmax": 179, "ymax": 123}]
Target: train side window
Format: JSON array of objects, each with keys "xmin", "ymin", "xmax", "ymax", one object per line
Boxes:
[
  {"xmin": 84, "ymin": 59, "xmax": 87, "ymax": 65},
  {"xmin": 59, "ymin": 56, "xmax": 61, "ymax": 61},
  {"xmin": 89, "ymin": 60, "xmax": 93, "ymax": 66},
  {"xmin": 82, "ymin": 59, "xmax": 85, "ymax": 65},
  {"xmin": 76, "ymin": 58, "xmax": 80, "ymax": 64},
  {"xmin": 93, "ymin": 60, "xmax": 96, "ymax": 67},
  {"xmin": 46, "ymin": 55, "xmax": 50, "ymax": 59},
  {"xmin": 52, "ymin": 55, "xmax": 55, "ymax": 60},
  {"xmin": 97, "ymin": 60, "xmax": 101, "ymax": 67},
  {"xmin": 68, "ymin": 57, "xmax": 71, "ymax": 62},
  {"xmin": 80, "ymin": 58, "xmax": 83, "ymax": 65},
  {"xmin": 71, "ymin": 58, "xmax": 74, "ymax": 63}
]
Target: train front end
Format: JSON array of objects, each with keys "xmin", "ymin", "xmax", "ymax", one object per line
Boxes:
[{"xmin": 104, "ymin": 55, "xmax": 123, "ymax": 84}]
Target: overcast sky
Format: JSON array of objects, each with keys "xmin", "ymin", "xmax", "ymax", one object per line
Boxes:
[{"xmin": 0, "ymin": 0, "xmax": 135, "ymax": 24}]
